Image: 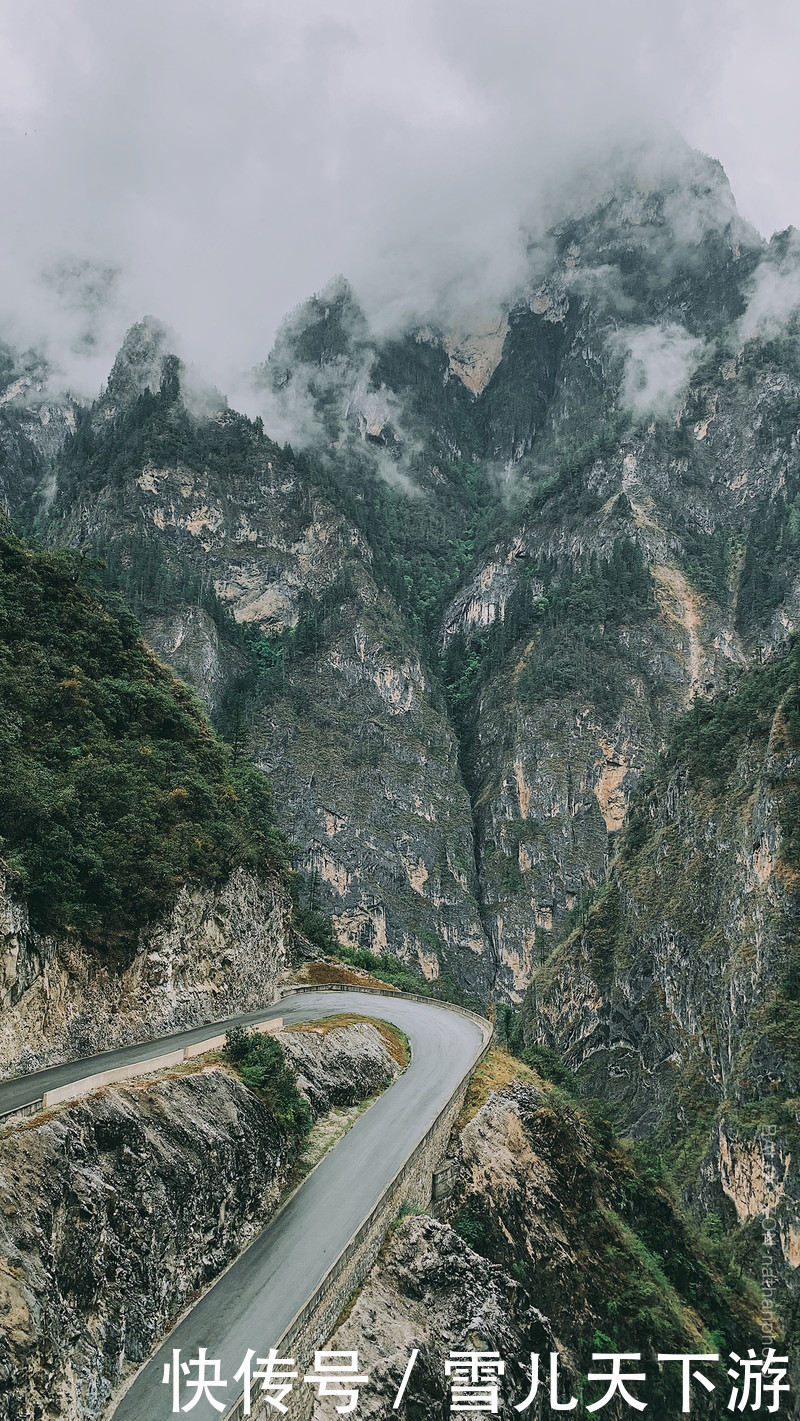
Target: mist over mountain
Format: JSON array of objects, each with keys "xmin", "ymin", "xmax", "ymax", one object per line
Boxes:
[
  {"xmin": 2, "ymin": 6, "xmax": 800, "ymax": 1405},
  {"xmin": 3, "ymin": 138, "xmax": 799, "ymax": 991},
  {"xmin": 2, "ymin": 0, "xmax": 800, "ymax": 399}
]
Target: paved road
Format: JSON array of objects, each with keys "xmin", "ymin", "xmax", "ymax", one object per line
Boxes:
[
  {"xmin": 0, "ymin": 1001, "xmax": 301, "ymax": 1117},
  {"xmin": 5, "ymin": 991, "xmax": 485, "ymax": 1421}
]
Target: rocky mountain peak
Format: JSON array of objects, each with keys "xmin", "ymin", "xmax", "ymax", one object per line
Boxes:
[
  {"xmin": 265, "ymin": 275, "xmax": 371, "ymax": 384},
  {"xmin": 104, "ymin": 316, "xmax": 176, "ymax": 407}
]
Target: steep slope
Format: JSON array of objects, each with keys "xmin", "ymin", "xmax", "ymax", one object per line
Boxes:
[
  {"xmin": 255, "ymin": 145, "xmax": 800, "ymax": 1000},
  {"xmin": 524, "ymin": 637, "xmax": 800, "ymax": 1344},
  {"xmin": 0, "ymin": 1021, "xmax": 401, "ymax": 1420},
  {"xmin": 0, "ymin": 527, "xmax": 292, "ymax": 1070},
  {"xmin": 0, "ymin": 342, "xmax": 76, "ymax": 518},
  {"xmin": 18, "ymin": 140, "xmax": 800, "ymax": 1007},
  {"xmin": 316, "ymin": 1067, "xmax": 761, "ymax": 1419},
  {"xmin": 38, "ymin": 331, "xmax": 492, "ymax": 994}
]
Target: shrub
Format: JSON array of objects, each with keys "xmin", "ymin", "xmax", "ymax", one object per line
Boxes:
[{"xmin": 223, "ymin": 1028, "xmax": 312, "ymax": 1138}]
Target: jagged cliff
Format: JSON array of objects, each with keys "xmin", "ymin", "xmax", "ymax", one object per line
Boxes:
[
  {"xmin": 0, "ymin": 129, "xmax": 797, "ymax": 1421},
  {"xmin": 524, "ymin": 638, "xmax": 800, "ymax": 1347},
  {"xmin": 315, "ymin": 1064, "xmax": 760, "ymax": 1419},
  {"xmin": 1, "ymin": 142, "xmax": 794, "ymax": 1007},
  {"xmin": 0, "ymin": 528, "xmax": 293, "ymax": 1074},
  {"xmin": 18, "ymin": 323, "xmax": 491, "ymax": 994},
  {"xmin": 0, "ymin": 1020, "xmax": 402, "ymax": 1420},
  {"xmin": 0, "ymin": 864, "xmax": 291, "ymax": 1076}
]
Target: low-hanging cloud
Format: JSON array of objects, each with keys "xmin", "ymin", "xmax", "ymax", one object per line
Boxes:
[
  {"xmin": 618, "ymin": 323, "xmax": 707, "ymax": 418},
  {"xmin": 737, "ymin": 234, "xmax": 800, "ymax": 345},
  {"xmin": 0, "ymin": 0, "xmax": 797, "ymax": 408}
]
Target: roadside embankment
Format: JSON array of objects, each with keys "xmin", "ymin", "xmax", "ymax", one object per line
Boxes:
[{"xmin": 0, "ymin": 1020, "xmax": 402, "ymax": 1421}]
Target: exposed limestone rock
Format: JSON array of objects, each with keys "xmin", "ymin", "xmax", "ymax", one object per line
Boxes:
[
  {"xmin": 529, "ymin": 720, "xmax": 797, "ymax": 1134},
  {"xmin": 9, "ymin": 144, "xmax": 799, "ymax": 1011},
  {"xmin": 280, "ymin": 1020, "xmax": 402, "ymax": 1115},
  {"xmin": 0, "ymin": 867, "xmax": 292, "ymax": 1078},
  {"xmin": 142, "ymin": 605, "xmax": 247, "ymax": 722},
  {"xmin": 46, "ymin": 421, "xmax": 494, "ymax": 994},
  {"xmin": 525, "ymin": 667, "xmax": 800, "ymax": 1345},
  {"xmin": 311, "ymin": 1213, "xmax": 552, "ymax": 1421},
  {"xmin": 0, "ymin": 1023, "xmax": 399, "ymax": 1420},
  {"xmin": 318, "ymin": 1079, "xmax": 759, "ymax": 1418},
  {"xmin": 254, "ymin": 597, "xmax": 491, "ymax": 996},
  {"xmin": 442, "ymin": 316, "xmax": 509, "ymax": 397}
]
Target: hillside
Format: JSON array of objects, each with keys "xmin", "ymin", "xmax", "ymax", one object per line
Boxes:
[
  {"xmin": 524, "ymin": 636, "xmax": 800, "ymax": 1349},
  {"xmin": 0, "ymin": 526, "xmax": 293, "ymax": 1070},
  {"xmin": 0, "ymin": 145, "xmax": 793, "ymax": 1008}
]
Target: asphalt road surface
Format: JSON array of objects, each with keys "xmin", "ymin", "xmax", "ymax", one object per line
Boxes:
[
  {"xmin": 4, "ymin": 991, "xmax": 486, "ymax": 1421},
  {"xmin": 0, "ymin": 999, "xmax": 302, "ymax": 1118}
]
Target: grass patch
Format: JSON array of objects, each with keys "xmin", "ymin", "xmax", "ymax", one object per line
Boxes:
[
  {"xmin": 454, "ymin": 1048, "xmax": 544, "ymax": 1132},
  {"xmin": 279, "ymin": 1096, "xmax": 378, "ymax": 1198},
  {"xmin": 302, "ymin": 960, "xmax": 398, "ymax": 991},
  {"xmin": 285, "ymin": 1014, "xmax": 410, "ymax": 1069}
]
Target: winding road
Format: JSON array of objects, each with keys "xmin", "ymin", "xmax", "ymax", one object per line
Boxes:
[{"xmin": 1, "ymin": 990, "xmax": 488, "ymax": 1421}]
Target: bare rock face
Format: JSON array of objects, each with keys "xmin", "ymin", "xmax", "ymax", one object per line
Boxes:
[
  {"xmin": 281, "ymin": 1021, "xmax": 401, "ymax": 1114},
  {"xmin": 0, "ymin": 346, "xmax": 77, "ymax": 517},
  {"xmin": 319, "ymin": 1079, "xmax": 760, "ymax": 1418},
  {"xmin": 0, "ymin": 867, "xmax": 292, "ymax": 1077},
  {"xmin": 16, "ymin": 145, "xmax": 799, "ymax": 1010},
  {"xmin": 0, "ymin": 1070, "xmax": 287, "ymax": 1421},
  {"xmin": 45, "ymin": 389, "xmax": 494, "ymax": 996},
  {"xmin": 311, "ymin": 1213, "xmax": 552, "ymax": 1421},
  {"xmin": 527, "ymin": 683, "xmax": 800, "ymax": 1297},
  {"xmin": 142, "ymin": 605, "xmax": 247, "ymax": 723},
  {"xmin": 0, "ymin": 1023, "xmax": 400, "ymax": 1421},
  {"xmin": 256, "ymin": 591, "xmax": 491, "ymax": 995}
]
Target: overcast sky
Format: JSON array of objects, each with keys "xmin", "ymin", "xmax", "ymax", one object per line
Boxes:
[{"xmin": 1, "ymin": 0, "xmax": 799, "ymax": 393}]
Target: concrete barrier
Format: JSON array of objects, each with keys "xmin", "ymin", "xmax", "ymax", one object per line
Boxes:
[
  {"xmin": 183, "ymin": 1033, "xmax": 228, "ymax": 1059},
  {"xmin": 0, "ymin": 1096, "xmax": 44, "ymax": 1124},
  {"xmin": 43, "ymin": 1049, "xmax": 186, "ymax": 1107},
  {"xmin": 254, "ymin": 1019, "xmax": 283, "ymax": 1036},
  {"xmin": 40, "ymin": 1018, "xmax": 284, "ymax": 1107}
]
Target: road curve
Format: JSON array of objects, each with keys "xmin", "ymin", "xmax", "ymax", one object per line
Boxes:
[{"xmin": 4, "ymin": 991, "xmax": 486, "ymax": 1421}]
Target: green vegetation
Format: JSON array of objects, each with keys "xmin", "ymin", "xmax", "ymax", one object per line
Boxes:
[
  {"xmin": 525, "ymin": 401, "xmax": 629, "ymax": 517},
  {"xmin": 737, "ymin": 486, "xmax": 800, "ymax": 629},
  {"xmin": 682, "ymin": 526, "xmax": 731, "ymax": 604},
  {"xmin": 223, "ymin": 1027, "xmax": 312, "ymax": 1137},
  {"xmin": 666, "ymin": 633, "xmax": 800, "ymax": 783},
  {"xmin": 495, "ymin": 1006, "xmax": 580, "ymax": 1093},
  {"xmin": 502, "ymin": 636, "xmax": 799, "ymax": 1356},
  {"xmin": 327, "ymin": 941, "xmax": 481, "ymax": 1011},
  {"xmin": 452, "ymin": 1071, "xmax": 759, "ymax": 1412},
  {"xmin": 443, "ymin": 538, "xmax": 653, "ymax": 726},
  {"xmin": 291, "ymin": 443, "xmax": 501, "ymax": 659},
  {"xmin": 237, "ymin": 571, "xmax": 356, "ymax": 715},
  {"xmin": 0, "ymin": 526, "xmax": 288, "ymax": 947},
  {"xmin": 331, "ymin": 943, "xmax": 429, "ymax": 992},
  {"xmin": 55, "ymin": 355, "xmax": 268, "ymax": 502}
]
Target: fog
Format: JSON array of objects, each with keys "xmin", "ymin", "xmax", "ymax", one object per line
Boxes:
[
  {"xmin": 618, "ymin": 325, "xmax": 707, "ymax": 419},
  {"xmin": 1, "ymin": 0, "xmax": 799, "ymax": 396}
]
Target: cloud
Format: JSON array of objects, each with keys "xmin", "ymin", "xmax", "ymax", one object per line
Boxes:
[
  {"xmin": 0, "ymin": 0, "xmax": 794, "ymax": 405},
  {"xmin": 618, "ymin": 323, "xmax": 706, "ymax": 418},
  {"xmin": 737, "ymin": 234, "xmax": 800, "ymax": 344}
]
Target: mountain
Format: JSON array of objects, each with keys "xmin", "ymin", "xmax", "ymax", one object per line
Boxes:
[
  {"xmin": 0, "ymin": 526, "xmax": 292, "ymax": 1071},
  {"xmin": 3, "ymin": 144, "xmax": 796, "ymax": 1008},
  {"xmin": 521, "ymin": 636, "xmax": 800, "ymax": 1345},
  {"xmin": 2, "ymin": 134, "xmax": 800, "ymax": 1388}
]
